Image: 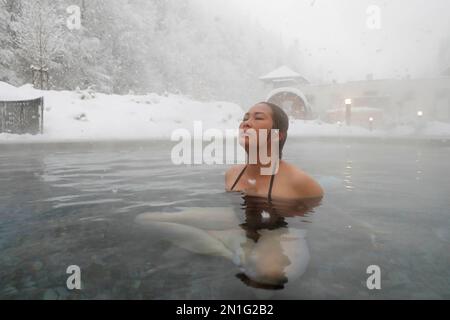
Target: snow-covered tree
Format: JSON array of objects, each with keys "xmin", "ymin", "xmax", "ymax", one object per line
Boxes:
[
  {"xmin": 2, "ymin": 0, "xmax": 303, "ymax": 102},
  {"xmin": 0, "ymin": 0, "xmax": 18, "ymax": 83},
  {"xmin": 10, "ymin": 0, "xmax": 66, "ymax": 88}
]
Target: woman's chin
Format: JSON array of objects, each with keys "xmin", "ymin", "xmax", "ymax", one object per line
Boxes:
[{"xmin": 239, "ymin": 136, "xmax": 249, "ymax": 149}]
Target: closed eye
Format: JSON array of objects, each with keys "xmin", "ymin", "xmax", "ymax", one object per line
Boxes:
[
  {"xmin": 242, "ymin": 112, "xmax": 267, "ymax": 121},
  {"xmin": 254, "ymin": 112, "xmax": 267, "ymax": 120}
]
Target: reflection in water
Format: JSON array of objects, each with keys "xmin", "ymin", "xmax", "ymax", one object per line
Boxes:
[
  {"xmin": 135, "ymin": 195, "xmax": 322, "ymax": 290},
  {"xmin": 343, "ymin": 145, "xmax": 354, "ymax": 192},
  {"xmin": 415, "ymin": 148, "xmax": 423, "ymax": 181}
]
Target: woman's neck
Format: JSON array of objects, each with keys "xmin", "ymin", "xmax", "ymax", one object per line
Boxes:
[{"xmin": 245, "ymin": 158, "xmax": 280, "ymax": 177}]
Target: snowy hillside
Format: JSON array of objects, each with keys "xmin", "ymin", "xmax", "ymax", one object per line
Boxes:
[{"xmin": 0, "ymin": 82, "xmax": 244, "ymax": 142}]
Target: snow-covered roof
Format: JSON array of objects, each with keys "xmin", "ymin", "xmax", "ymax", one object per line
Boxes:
[
  {"xmin": 259, "ymin": 66, "xmax": 303, "ymax": 81},
  {"xmin": 0, "ymin": 82, "xmax": 41, "ymax": 101}
]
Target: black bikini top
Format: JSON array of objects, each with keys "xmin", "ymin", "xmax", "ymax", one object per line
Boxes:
[{"xmin": 230, "ymin": 165, "xmax": 276, "ymax": 202}]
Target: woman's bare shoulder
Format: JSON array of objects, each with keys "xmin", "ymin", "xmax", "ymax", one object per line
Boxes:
[
  {"xmin": 225, "ymin": 164, "xmax": 246, "ymax": 191},
  {"xmin": 281, "ymin": 162, "xmax": 324, "ymax": 198},
  {"xmin": 225, "ymin": 164, "xmax": 246, "ymax": 178}
]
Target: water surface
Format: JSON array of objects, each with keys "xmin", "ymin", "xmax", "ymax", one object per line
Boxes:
[{"xmin": 0, "ymin": 139, "xmax": 449, "ymax": 299}]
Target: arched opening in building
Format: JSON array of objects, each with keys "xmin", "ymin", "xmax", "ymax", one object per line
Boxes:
[{"xmin": 267, "ymin": 90, "xmax": 310, "ymax": 119}]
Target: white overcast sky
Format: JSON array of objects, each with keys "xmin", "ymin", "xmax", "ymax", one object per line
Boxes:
[{"xmin": 221, "ymin": 0, "xmax": 450, "ymax": 82}]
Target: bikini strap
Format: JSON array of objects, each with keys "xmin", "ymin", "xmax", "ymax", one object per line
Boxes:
[
  {"xmin": 268, "ymin": 173, "xmax": 276, "ymax": 203},
  {"xmin": 230, "ymin": 165, "xmax": 248, "ymax": 191},
  {"xmin": 231, "ymin": 164, "xmax": 276, "ymax": 201}
]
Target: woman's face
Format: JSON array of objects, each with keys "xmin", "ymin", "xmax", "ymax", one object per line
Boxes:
[{"xmin": 239, "ymin": 103, "xmax": 274, "ymax": 149}]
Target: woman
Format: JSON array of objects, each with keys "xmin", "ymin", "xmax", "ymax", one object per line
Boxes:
[
  {"xmin": 135, "ymin": 102, "xmax": 322, "ymax": 292},
  {"xmin": 226, "ymin": 102, "xmax": 324, "ymax": 201}
]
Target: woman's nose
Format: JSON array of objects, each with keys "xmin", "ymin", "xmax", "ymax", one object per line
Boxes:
[{"xmin": 242, "ymin": 118, "xmax": 252, "ymax": 128}]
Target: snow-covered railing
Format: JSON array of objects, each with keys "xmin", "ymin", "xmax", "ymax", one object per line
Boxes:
[{"xmin": 0, "ymin": 97, "xmax": 44, "ymax": 135}]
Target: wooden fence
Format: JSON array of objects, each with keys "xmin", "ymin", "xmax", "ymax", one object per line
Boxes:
[{"xmin": 0, "ymin": 97, "xmax": 44, "ymax": 135}]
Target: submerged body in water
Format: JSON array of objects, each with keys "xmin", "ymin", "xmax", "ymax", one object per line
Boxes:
[{"xmin": 135, "ymin": 195, "xmax": 322, "ymax": 290}]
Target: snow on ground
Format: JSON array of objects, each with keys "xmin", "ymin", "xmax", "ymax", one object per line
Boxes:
[
  {"xmin": 287, "ymin": 120, "xmax": 450, "ymax": 139},
  {"xmin": 0, "ymin": 82, "xmax": 244, "ymax": 143},
  {"xmin": 1, "ymin": 81, "xmax": 450, "ymax": 143}
]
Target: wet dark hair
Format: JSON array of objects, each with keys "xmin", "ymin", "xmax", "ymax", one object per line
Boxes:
[{"xmin": 258, "ymin": 102, "xmax": 289, "ymax": 159}]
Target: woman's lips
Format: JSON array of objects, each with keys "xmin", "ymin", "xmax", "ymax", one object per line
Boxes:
[{"xmin": 240, "ymin": 129, "xmax": 254, "ymax": 137}]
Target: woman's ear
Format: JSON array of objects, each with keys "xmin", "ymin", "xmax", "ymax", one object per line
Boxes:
[
  {"xmin": 268, "ymin": 130, "xmax": 284, "ymax": 149},
  {"xmin": 269, "ymin": 129, "xmax": 282, "ymax": 140}
]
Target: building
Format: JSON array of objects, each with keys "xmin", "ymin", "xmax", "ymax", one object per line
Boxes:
[
  {"xmin": 260, "ymin": 66, "xmax": 450, "ymax": 128},
  {"xmin": 259, "ymin": 66, "xmax": 313, "ymax": 120}
]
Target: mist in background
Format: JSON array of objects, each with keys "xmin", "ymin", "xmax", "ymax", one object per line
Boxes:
[
  {"xmin": 228, "ymin": 0, "xmax": 450, "ymax": 82},
  {"xmin": 1, "ymin": 0, "xmax": 450, "ymax": 106}
]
